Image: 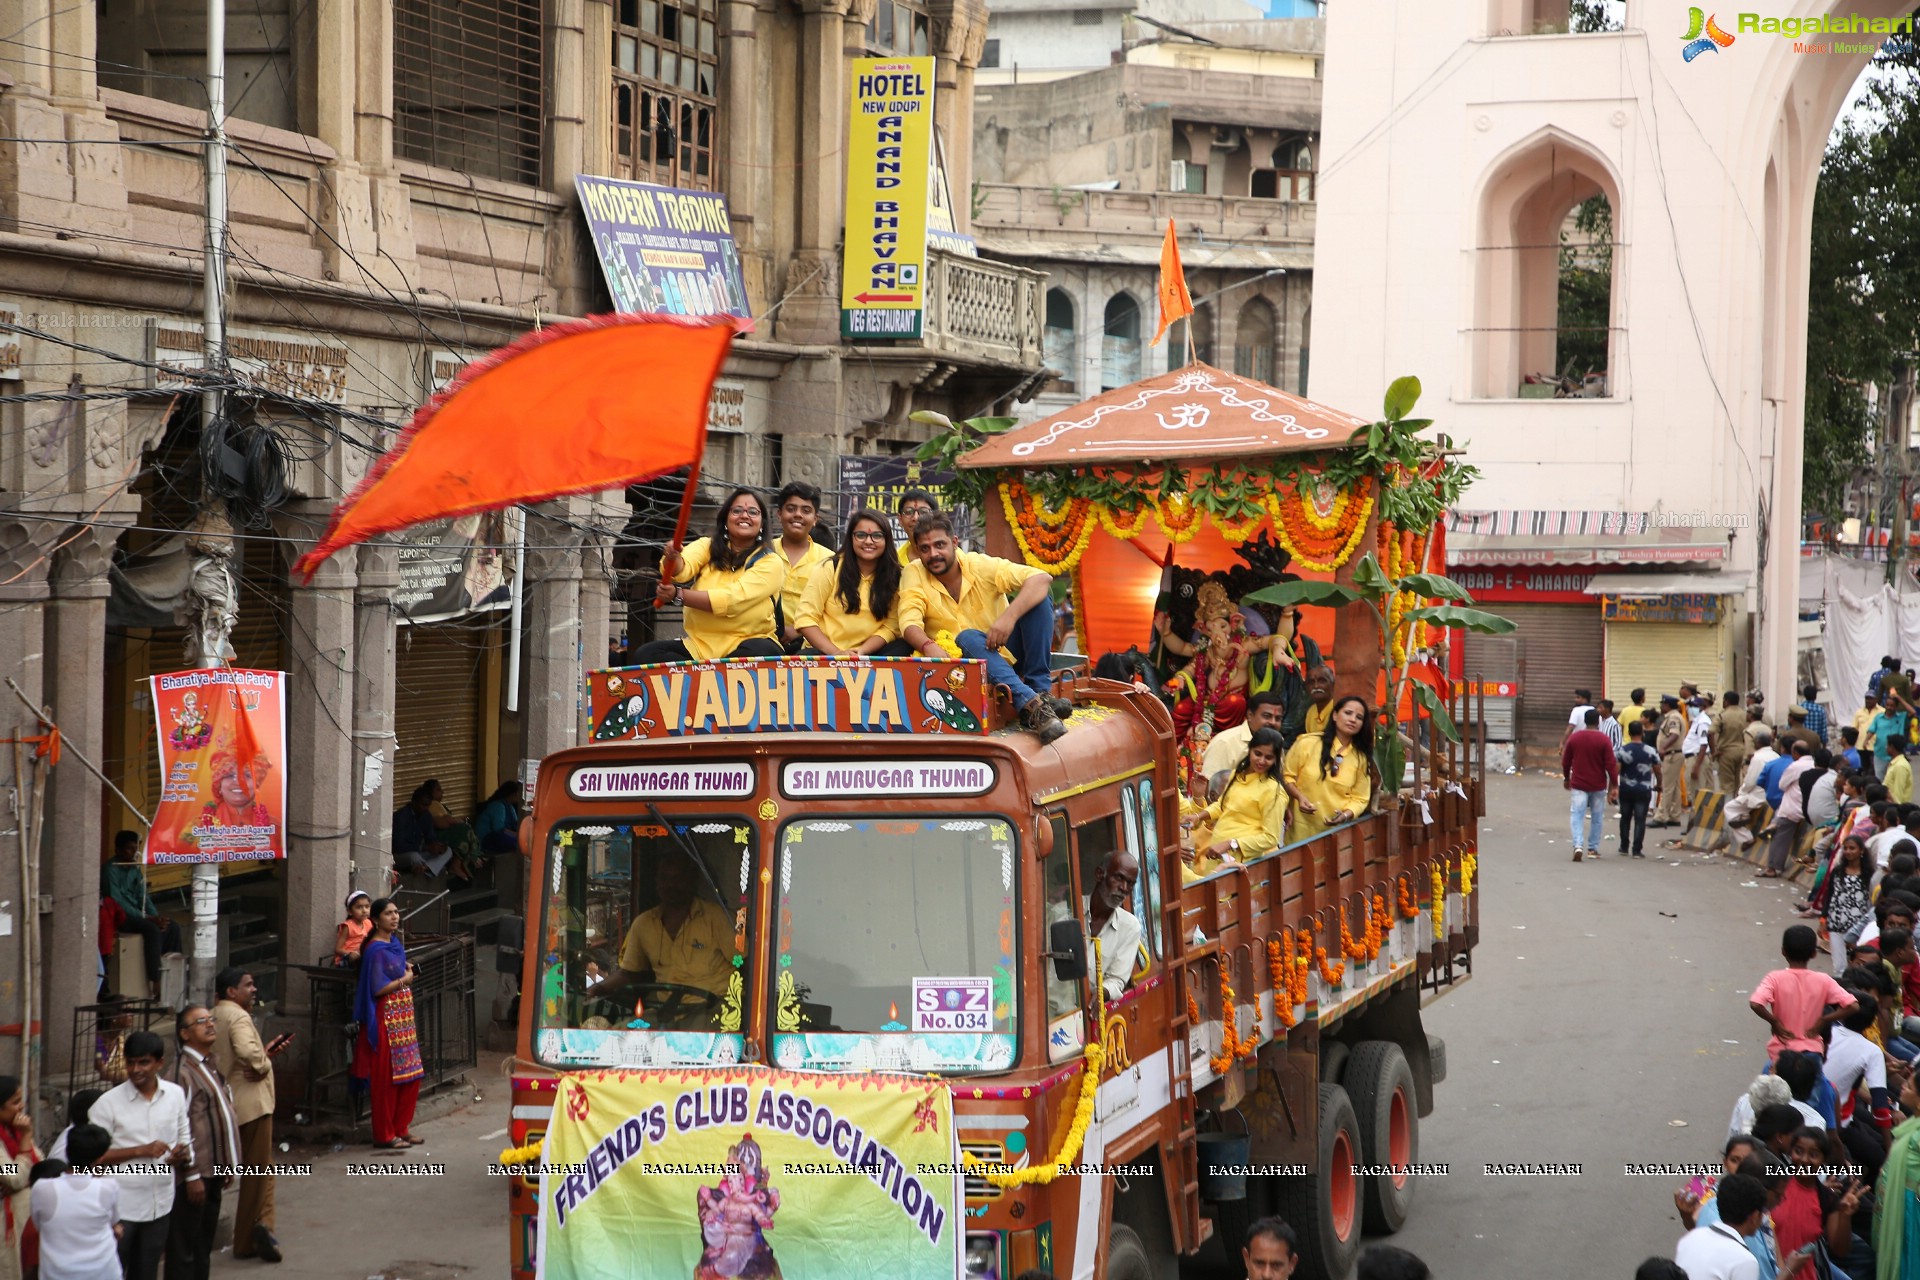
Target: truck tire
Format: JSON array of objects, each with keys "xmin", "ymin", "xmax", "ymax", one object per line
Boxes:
[
  {"xmin": 1107, "ymin": 1223, "xmax": 1153, "ymax": 1280},
  {"xmin": 1427, "ymin": 1033, "xmax": 1447, "ymax": 1084},
  {"xmin": 1346, "ymin": 1040, "xmax": 1419, "ymax": 1234},
  {"xmin": 1319, "ymin": 1039, "xmax": 1349, "ymax": 1085},
  {"xmin": 1274, "ymin": 1084, "xmax": 1363, "ymax": 1280}
]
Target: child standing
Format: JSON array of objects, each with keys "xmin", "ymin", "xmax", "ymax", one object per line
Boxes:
[
  {"xmin": 1749, "ymin": 925, "xmax": 1857, "ymax": 1063},
  {"xmin": 334, "ymin": 891, "xmax": 373, "ymax": 967}
]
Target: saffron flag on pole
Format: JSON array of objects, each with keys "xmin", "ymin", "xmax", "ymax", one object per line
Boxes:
[
  {"xmin": 293, "ymin": 313, "xmax": 742, "ymax": 579},
  {"xmin": 1151, "ymin": 219, "xmax": 1194, "ymax": 347}
]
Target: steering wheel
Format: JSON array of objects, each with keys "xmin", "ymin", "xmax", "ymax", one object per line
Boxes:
[{"xmin": 587, "ymin": 982, "xmax": 722, "ymax": 1029}]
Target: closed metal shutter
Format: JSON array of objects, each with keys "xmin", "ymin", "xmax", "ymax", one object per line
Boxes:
[
  {"xmin": 1461, "ymin": 634, "xmax": 1520, "ymax": 740},
  {"xmin": 393, "ymin": 624, "xmax": 487, "ymax": 820},
  {"xmin": 1604, "ymin": 620, "xmax": 1730, "ymax": 709},
  {"xmin": 1499, "ymin": 603, "xmax": 1604, "ymax": 757}
]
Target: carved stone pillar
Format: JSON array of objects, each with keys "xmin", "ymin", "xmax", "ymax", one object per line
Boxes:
[
  {"xmin": 0, "ymin": 517, "xmax": 50, "ymax": 1097},
  {"xmin": 775, "ymin": 0, "xmax": 856, "ymax": 344},
  {"xmin": 350, "ymin": 542, "xmax": 400, "ymax": 895},
  {"xmin": 273, "ymin": 504, "xmax": 358, "ymax": 1008},
  {"xmin": 931, "ymin": 0, "xmax": 987, "ymax": 234},
  {"xmin": 520, "ymin": 503, "xmax": 587, "ymax": 769},
  {"xmin": 41, "ymin": 519, "xmax": 122, "ymax": 1077}
]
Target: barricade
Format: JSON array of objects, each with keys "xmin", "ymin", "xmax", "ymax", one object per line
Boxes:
[
  {"xmin": 1704, "ymin": 801, "xmax": 1822, "ymax": 885},
  {"xmin": 1671, "ymin": 791, "xmax": 1728, "ymax": 852}
]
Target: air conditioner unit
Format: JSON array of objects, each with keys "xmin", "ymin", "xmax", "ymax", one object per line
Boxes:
[{"xmin": 1169, "ymin": 160, "xmax": 1187, "ymax": 190}]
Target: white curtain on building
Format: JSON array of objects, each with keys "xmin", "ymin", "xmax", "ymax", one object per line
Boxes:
[{"xmin": 1828, "ymin": 584, "xmax": 1893, "ymax": 709}]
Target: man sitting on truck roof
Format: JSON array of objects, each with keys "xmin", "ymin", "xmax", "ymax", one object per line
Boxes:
[
  {"xmin": 900, "ymin": 514, "xmax": 1068, "ymax": 744},
  {"xmin": 598, "ymin": 850, "xmax": 735, "ymax": 1014}
]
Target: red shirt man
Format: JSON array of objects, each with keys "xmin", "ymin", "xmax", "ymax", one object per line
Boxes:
[{"xmin": 1562, "ymin": 722, "xmax": 1621, "ymax": 794}]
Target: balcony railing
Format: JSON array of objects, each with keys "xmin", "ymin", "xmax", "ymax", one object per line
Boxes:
[
  {"xmin": 971, "ymin": 183, "xmax": 1315, "ymax": 245},
  {"xmin": 919, "ymin": 250, "xmax": 1046, "ymax": 368}
]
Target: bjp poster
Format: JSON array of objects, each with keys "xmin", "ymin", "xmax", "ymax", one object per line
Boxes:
[
  {"xmin": 146, "ymin": 668, "xmax": 288, "ymax": 863},
  {"xmin": 535, "ymin": 1068, "xmax": 961, "ymax": 1280}
]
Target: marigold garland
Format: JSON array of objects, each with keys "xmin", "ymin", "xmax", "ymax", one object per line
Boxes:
[
  {"xmin": 1461, "ymin": 851, "xmax": 1478, "ymax": 898},
  {"xmin": 932, "ymin": 630, "xmax": 962, "ymax": 659},
  {"xmin": 1000, "ymin": 482, "xmax": 1096, "ymax": 575},
  {"xmin": 1373, "ymin": 894, "xmax": 1390, "ymax": 957},
  {"xmin": 1267, "ymin": 935, "xmax": 1297, "ymax": 1031},
  {"xmin": 498, "ymin": 1137, "xmax": 544, "ymax": 1167},
  {"xmin": 1270, "ymin": 486, "xmax": 1375, "ymax": 573},
  {"xmin": 1397, "ymin": 875, "xmax": 1420, "ymax": 920},
  {"xmin": 968, "ymin": 942, "xmax": 1106, "ymax": 1187},
  {"xmin": 1430, "ymin": 864, "xmax": 1447, "ymax": 942},
  {"xmin": 1095, "ymin": 502, "xmax": 1153, "ymax": 540},
  {"xmin": 1156, "ymin": 494, "xmax": 1203, "ymax": 544},
  {"xmin": 1209, "ymin": 960, "xmax": 1254, "ymax": 1074}
]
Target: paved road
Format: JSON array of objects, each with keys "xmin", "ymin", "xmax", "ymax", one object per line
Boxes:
[{"xmin": 1386, "ymin": 771, "xmax": 1805, "ymax": 1275}]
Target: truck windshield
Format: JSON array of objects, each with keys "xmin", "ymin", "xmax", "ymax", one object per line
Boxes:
[
  {"xmin": 533, "ymin": 815, "xmax": 754, "ymax": 1070},
  {"xmin": 771, "ymin": 816, "xmax": 1018, "ymax": 1075}
]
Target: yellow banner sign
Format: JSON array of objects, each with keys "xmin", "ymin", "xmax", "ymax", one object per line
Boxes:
[
  {"xmin": 841, "ymin": 57, "xmax": 935, "ymax": 340},
  {"xmin": 535, "ymin": 1067, "xmax": 961, "ymax": 1279}
]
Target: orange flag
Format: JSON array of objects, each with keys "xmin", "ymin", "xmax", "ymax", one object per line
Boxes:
[
  {"xmin": 1151, "ymin": 219, "xmax": 1195, "ymax": 347},
  {"xmin": 294, "ymin": 313, "xmax": 741, "ymax": 579}
]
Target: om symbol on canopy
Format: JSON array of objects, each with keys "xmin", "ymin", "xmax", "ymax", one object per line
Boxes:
[{"xmin": 1155, "ymin": 403, "xmax": 1210, "ymax": 431}]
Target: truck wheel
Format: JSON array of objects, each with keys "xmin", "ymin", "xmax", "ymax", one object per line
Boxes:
[
  {"xmin": 1107, "ymin": 1223, "xmax": 1153, "ymax": 1280},
  {"xmin": 1319, "ymin": 1039, "xmax": 1349, "ymax": 1085},
  {"xmin": 1274, "ymin": 1084, "xmax": 1363, "ymax": 1280},
  {"xmin": 1347, "ymin": 1040, "xmax": 1419, "ymax": 1234}
]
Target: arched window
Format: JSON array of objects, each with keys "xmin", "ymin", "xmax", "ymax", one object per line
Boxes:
[
  {"xmin": 1235, "ymin": 297, "xmax": 1276, "ymax": 385},
  {"xmin": 1102, "ymin": 293, "xmax": 1143, "ymax": 390},
  {"xmin": 1044, "ymin": 289, "xmax": 1077, "ymax": 392},
  {"xmin": 1471, "ymin": 129, "xmax": 1621, "ymax": 398}
]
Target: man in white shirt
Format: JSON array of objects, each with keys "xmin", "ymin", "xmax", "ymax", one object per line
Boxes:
[
  {"xmin": 31, "ymin": 1122, "xmax": 121, "ymax": 1280},
  {"xmin": 1085, "ymin": 851, "xmax": 1149, "ymax": 1002},
  {"xmin": 1563, "ymin": 689, "xmax": 1595, "ymax": 752},
  {"xmin": 1674, "ymin": 1171, "xmax": 1765, "ymax": 1280},
  {"xmin": 1825, "ymin": 1001, "xmax": 1890, "ymax": 1129},
  {"xmin": 89, "ymin": 1030, "xmax": 191, "ymax": 1280},
  {"xmin": 1598, "ymin": 699, "xmax": 1624, "ymax": 752},
  {"xmin": 1722, "ymin": 732, "xmax": 1779, "ymax": 850}
]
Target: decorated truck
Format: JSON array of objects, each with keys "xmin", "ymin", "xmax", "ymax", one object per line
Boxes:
[{"xmin": 502, "ymin": 367, "xmax": 1489, "ymax": 1280}]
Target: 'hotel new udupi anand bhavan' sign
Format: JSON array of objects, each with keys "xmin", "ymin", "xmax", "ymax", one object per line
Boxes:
[
  {"xmin": 587, "ymin": 657, "xmax": 989, "ymax": 739},
  {"xmin": 840, "ymin": 56, "xmax": 936, "ymax": 340}
]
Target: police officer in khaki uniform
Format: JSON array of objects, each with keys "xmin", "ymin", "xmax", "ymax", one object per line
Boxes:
[{"xmin": 1652, "ymin": 694, "xmax": 1688, "ymax": 826}]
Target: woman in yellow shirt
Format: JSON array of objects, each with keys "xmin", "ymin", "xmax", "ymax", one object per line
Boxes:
[
  {"xmin": 636, "ymin": 487, "xmax": 786, "ymax": 663},
  {"xmin": 1179, "ymin": 728, "xmax": 1288, "ymax": 881},
  {"xmin": 795, "ymin": 509, "xmax": 912, "ymax": 656},
  {"xmin": 1283, "ymin": 696, "xmax": 1376, "ymax": 842}
]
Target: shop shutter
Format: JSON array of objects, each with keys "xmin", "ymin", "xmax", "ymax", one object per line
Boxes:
[
  {"xmin": 1460, "ymin": 634, "xmax": 1520, "ymax": 739},
  {"xmin": 1498, "ymin": 603, "xmax": 1604, "ymax": 757},
  {"xmin": 1604, "ymin": 620, "xmax": 1729, "ymax": 710},
  {"xmin": 392, "ymin": 624, "xmax": 487, "ymax": 820}
]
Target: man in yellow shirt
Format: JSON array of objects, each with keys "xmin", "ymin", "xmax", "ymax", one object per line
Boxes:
[
  {"xmin": 600, "ymin": 851, "xmax": 736, "ymax": 1025},
  {"xmin": 1297, "ymin": 665, "xmax": 1336, "ymax": 740},
  {"xmin": 1621, "ymin": 687, "xmax": 1648, "ymax": 734},
  {"xmin": 900, "ymin": 514, "xmax": 1067, "ymax": 743},
  {"xmin": 773, "ymin": 481, "xmax": 834, "ymax": 649},
  {"xmin": 1856, "ymin": 693, "xmax": 1882, "ymax": 760},
  {"xmin": 1889, "ymin": 733, "xmax": 1915, "ymax": 805},
  {"xmin": 896, "ymin": 489, "xmax": 936, "ymax": 566}
]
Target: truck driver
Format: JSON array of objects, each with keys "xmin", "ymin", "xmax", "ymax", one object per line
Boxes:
[
  {"xmin": 598, "ymin": 849, "xmax": 736, "ymax": 1006},
  {"xmin": 1086, "ymin": 850, "xmax": 1149, "ymax": 1002}
]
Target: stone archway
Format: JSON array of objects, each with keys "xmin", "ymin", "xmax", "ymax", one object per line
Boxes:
[{"xmin": 1748, "ymin": 3, "xmax": 1909, "ymax": 699}]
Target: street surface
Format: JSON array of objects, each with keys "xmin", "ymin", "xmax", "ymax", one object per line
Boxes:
[
  {"xmin": 202, "ymin": 774, "xmax": 1792, "ymax": 1279},
  {"xmin": 1389, "ymin": 771, "xmax": 1793, "ymax": 1274}
]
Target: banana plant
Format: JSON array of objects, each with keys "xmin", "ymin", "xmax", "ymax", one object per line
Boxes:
[
  {"xmin": 1245, "ymin": 377, "xmax": 1514, "ymax": 796},
  {"xmin": 909, "ymin": 410, "xmax": 1018, "ymax": 512}
]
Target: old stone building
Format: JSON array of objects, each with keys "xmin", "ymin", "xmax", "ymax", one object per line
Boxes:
[
  {"xmin": 971, "ymin": 17, "xmax": 1320, "ymax": 418},
  {"xmin": 0, "ymin": 0, "xmax": 1040, "ymax": 1097}
]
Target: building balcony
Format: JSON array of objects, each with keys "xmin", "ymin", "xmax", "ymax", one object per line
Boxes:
[
  {"xmin": 918, "ymin": 249, "xmax": 1048, "ymax": 369},
  {"xmin": 969, "ymin": 183, "xmax": 1314, "ymax": 268}
]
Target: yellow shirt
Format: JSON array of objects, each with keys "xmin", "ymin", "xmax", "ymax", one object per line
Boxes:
[
  {"xmin": 1202, "ymin": 772, "xmax": 1288, "ymax": 858},
  {"xmin": 1623, "ymin": 703, "xmax": 1647, "ymax": 731},
  {"xmin": 777, "ymin": 540, "xmax": 834, "ymax": 634},
  {"xmin": 666, "ymin": 538, "xmax": 784, "ymax": 661},
  {"xmin": 1283, "ymin": 732, "xmax": 1373, "ymax": 842},
  {"xmin": 794, "ymin": 561, "xmax": 898, "ymax": 652},
  {"xmin": 1890, "ymin": 755, "xmax": 1915, "ymax": 806},
  {"xmin": 1304, "ymin": 701, "xmax": 1333, "ymax": 736},
  {"xmin": 898, "ymin": 551, "xmax": 1045, "ymax": 638},
  {"xmin": 898, "ymin": 544, "xmax": 915, "ymax": 567},
  {"xmin": 618, "ymin": 896, "xmax": 735, "ymax": 994},
  {"xmin": 1857, "ymin": 707, "xmax": 1880, "ymax": 752}
]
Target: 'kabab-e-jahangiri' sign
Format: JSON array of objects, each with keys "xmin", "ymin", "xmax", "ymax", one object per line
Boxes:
[{"xmin": 588, "ymin": 656, "xmax": 987, "ymax": 738}]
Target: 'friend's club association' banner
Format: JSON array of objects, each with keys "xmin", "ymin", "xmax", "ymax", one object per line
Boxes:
[
  {"xmin": 536, "ymin": 1068, "xmax": 961, "ymax": 1280},
  {"xmin": 146, "ymin": 668, "xmax": 287, "ymax": 863}
]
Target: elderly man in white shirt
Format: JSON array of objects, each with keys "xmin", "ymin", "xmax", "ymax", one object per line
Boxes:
[
  {"xmin": 88, "ymin": 1029, "xmax": 191, "ymax": 1280},
  {"xmin": 1721, "ymin": 731, "xmax": 1779, "ymax": 850},
  {"xmin": 1084, "ymin": 851, "xmax": 1149, "ymax": 1003}
]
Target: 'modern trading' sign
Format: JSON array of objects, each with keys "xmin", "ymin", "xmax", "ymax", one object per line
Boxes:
[{"xmin": 841, "ymin": 57, "xmax": 935, "ymax": 340}]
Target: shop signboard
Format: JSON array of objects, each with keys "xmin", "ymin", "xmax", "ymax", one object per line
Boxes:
[
  {"xmin": 1600, "ymin": 593, "xmax": 1723, "ymax": 624},
  {"xmin": 841, "ymin": 57, "xmax": 936, "ymax": 339},
  {"xmin": 575, "ymin": 175, "xmax": 750, "ymax": 318}
]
